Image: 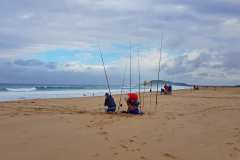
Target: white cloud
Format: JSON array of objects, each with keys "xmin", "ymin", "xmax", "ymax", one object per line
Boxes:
[
  {"xmin": 0, "ymin": 0, "xmax": 240, "ymax": 85},
  {"xmin": 19, "ymin": 13, "xmax": 34, "ymax": 20},
  {"xmin": 222, "ymin": 18, "xmax": 240, "ymax": 37},
  {"xmin": 59, "ymin": 61, "xmax": 103, "ymax": 72}
]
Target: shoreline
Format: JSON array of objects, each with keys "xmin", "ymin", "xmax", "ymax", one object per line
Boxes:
[
  {"xmin": 0, "ymin": 87, "xmax": 193, "ymax": 103},
  {"xmin": 0, "ymin": 86, "xmax": 238, "ymax": 104},
  {"xmin": 4, "ymin": 84, "xmax": 239, "ymax": 103}
]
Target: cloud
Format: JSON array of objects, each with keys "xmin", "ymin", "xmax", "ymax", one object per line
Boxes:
[
  {"xmin": 1, "ymin": 0, "xmax": 239, "ymax": 51},
  {"xmin": 0, "ymin": 0, "xmax": 240, "ymax": 85},
  {"xmin": 60, "ymin": 62, "xmax": 103, "ymax": 72},
  {"xmin": 0, "ymin": 59, "xmax": 105, "ymax": 84},
  {"xmin": 14, "ymin": 59, "xmax": 44, "ymax": 66},
  {"xmin": 0, "ymin": 45, "xmax": 239, "ymax": 85}
]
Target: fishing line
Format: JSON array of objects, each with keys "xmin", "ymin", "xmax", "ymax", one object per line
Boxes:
[
  {"xmin": 118, "ymin": 62, "xmax": 127, "ymax": 112},
  {"xmin": 155, "ymin": 34, "xmax": 163, "ymax": 105}
]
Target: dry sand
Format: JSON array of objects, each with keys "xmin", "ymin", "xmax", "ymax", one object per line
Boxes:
[{"xmin": 0, "ymin": 87, "xmax": 240, "ymax": 160}]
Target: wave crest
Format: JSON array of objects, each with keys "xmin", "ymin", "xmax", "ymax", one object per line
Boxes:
[{"xmin": 6, "ymin": 88, "xmax": 37, "ymax": 92}]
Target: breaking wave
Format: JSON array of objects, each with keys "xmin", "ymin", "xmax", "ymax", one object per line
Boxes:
[
  {"xmin": 6, "ymin": 87, "xmax": 37, "ymax": 92},
  {"xmin": 1, "ymin": 86, "xmax": 92, "ymax": 92}
]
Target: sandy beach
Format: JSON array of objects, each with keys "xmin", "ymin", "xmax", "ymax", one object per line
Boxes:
[{"xmin": 0, "ymin": 87, "xmax": 240, "ymax": 160}]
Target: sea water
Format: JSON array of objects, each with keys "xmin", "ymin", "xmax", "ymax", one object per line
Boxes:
[{"xmin": 0, "ymin": 83, "xmax": 191, "ymax": 102}]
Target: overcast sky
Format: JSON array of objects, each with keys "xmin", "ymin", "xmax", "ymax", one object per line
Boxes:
[{"xmin": 0, "ymin": 0, "xmax": 240, "ymax": 85}]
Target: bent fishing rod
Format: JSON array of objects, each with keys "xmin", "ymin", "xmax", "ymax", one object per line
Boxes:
[{"xmin": 98, "ymin": 47, "xmax": 111, "ymax": 95}]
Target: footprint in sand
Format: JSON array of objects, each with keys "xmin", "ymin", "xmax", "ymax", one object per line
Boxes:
[
  {"xmin": 233, "ymin": 132, "xmax": 240, "ymax": 138},
  {"xmin": 177, "ymin": 113, "xmax": 184, "ymax": 116},
  {"xmin": 130, "ymin": 148, "xmax": 136, "ymax": 152},
  {"xmin": 98, "ymin": 131, "xmax": 108, "ymax": 135},
  {"xmin": 163, "ymin": 153, "xmax": 176, "ymax": 159},
  {"xmin": 233, "ymin": 147, "xmax": 240, "ymax": 152},
  {"xmin": 113, "ymin": 152, "xmax": 119, "ymax": 156},
  {"xmin": 23, "ymin": 113, "xmax": 31, "ymax": 116},
  {"xmin": 129, "ymin": 139, "xmax": 135, "ymax": 143},
  {"xmin": 104, "ymin": 137, "xmax": 110, "ymax": 141},
  {"xmin": 86, "ymin": 124, "xmax": 91, "ymax": 128},
  {"xmin": 120, "ymin": 144, "xmax": 129, "ymax": 151},
  {"xmin": 141, "ymin": 142, "xmax": 147, "ymax": 145},
  {"xmin": 225, "ymin": 142, "xmax": 235, "ymax": 146},
  {"xmin": 97, "ymin": 131, "xmax": 110, "ymax": 142},
  {"xmin": 140, "ymin": 156, "xmax": 147, "ymax": 159}
]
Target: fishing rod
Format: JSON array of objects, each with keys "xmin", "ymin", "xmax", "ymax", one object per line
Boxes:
[
  {"xmin": 142, "ymin": 82, "xmax": 145, "ymax": 109},
  {"xmin": 141, "ymin": 57, "xmax": 145, "ymax": 110},
  {"xmin": 137, "ymin": 50, "xmax": 142, "ymax": 111},
  {"xmin": 99, "ymin": 47, "xmax": 111, "ymax": 95},
  {"xmin": 150, "ymin": 80, "xmax": 152, "ymax": 106},
  {"xmin": 118, "ymin": 62, "xmax": 127, "ymax": 111},
  {"xmin": 129, "ymin": 42, "xmax": 132, "ymax": 93},
  {"xmin": 156, "ymin": 34, "xmax": 163, "ymax": 105}
]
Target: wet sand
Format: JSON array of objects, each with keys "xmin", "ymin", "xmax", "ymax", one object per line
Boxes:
[{"xmin": 0, "ymin": 87, "xmax": 240, "ymax": 160}]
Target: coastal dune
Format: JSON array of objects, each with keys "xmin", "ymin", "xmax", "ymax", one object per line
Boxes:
[{"xmin": 0, "ymin": 87, "xmax": 240, "ymax": 160}]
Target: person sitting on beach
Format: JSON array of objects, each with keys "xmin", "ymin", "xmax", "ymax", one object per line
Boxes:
[
  {"xmin": 160, "ymin": 83, "xmax": 168, "ymax": 95},
  {"xmin": 125, "ymin": 93, "xmax": 141, "ymax": 114},
  {"xmin": 104, "ymin": 93, "xmax": 116, "ymax": 112},
  {"xmin": 164, "ymin": 83, "xmax": 169, "ymax": 94},
  {"xmin": 161, "ymin": 83, "xmax": 172, "ymax": 95}
]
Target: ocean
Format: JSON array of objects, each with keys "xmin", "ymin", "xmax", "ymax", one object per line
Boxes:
[{"xmin": 0, "ymin": 83, "xmax": 191, "ymax": 102}]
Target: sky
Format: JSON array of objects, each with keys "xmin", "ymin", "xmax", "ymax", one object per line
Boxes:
[{"xmin": 0, "ymin": 0, "xmax": 240, "ymax": 85}]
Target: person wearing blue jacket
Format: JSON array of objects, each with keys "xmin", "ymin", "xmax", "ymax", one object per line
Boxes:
[{"xmin": 104, "ymin": 93, "xmax": 116, "ymax": 112}]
